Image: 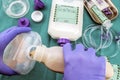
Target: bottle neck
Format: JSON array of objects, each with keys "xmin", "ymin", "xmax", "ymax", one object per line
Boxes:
[{"xmin": 32, "ymin": 45, "xmax": 47, "ymax": 63}]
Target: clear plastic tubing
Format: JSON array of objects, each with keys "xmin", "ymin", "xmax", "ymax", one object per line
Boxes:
[
  {"xmin": 82, "ymin": 25, "xmax": 113, "ymax": 52},
  {"xmin": 83, "ymin": 0, "xmax": 113, "ymax": 52}
]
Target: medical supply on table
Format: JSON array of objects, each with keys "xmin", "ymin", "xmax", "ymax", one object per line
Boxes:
[
  {"xmin": 2, "ymin": 31, "xmax": 114, "ymax": 78},
  {"xmin": 86, "ymin": 0, "xmax": 112, "ymax": 26},
  {"xmin": 18, "ymin": 17, "xmax": 30, "ymax": 27},
  {"xmin": 91, "ymin": 0, "xmax": 109, "ymax": 11},
  {"xmin": 84, "ymin": 0, "xmax": 118, "ymax": 24},
  {"xmin": 82, "ymin": 0, "xmax": 113, "ymax": 52},
  {"xmin": 28, "ymin": 45, "xmax": 64, "ymax": 72},
  {"xmin": 34, "ymin": 0, "xmax": 45, "ymax": 10},
  {"xmin": 27, "ymin": 43, "xmax": 113, "ymax": 79},
  {"xmin": 3, "ymin": 31, "xmax": 41, "ymax": 74},
  {"xmin": 57, "ymin": 38, "xmax": 70, "ymax": 46},
  {"xmin": 0, "ymin": 27, "xmax": 31, "ymax": 75},
  {"xmin": 82, "ymin": 24, "xmax": 113, "ymax": 52},
  {"xmin": 31, "ymin": 0, "xmax": 44, "ymax": 22},
  {"xmin": 2, "ymin": 0, "xmax": 30, "ymax": 18},
  {"xmin": 82, "ymin": 25, "xmax": 120, "ymax": 65},
  {"xmin": 31, "ymin": 11, "xmax": 43, "ymax": 22},
  {"xmin": 48, "ymin": 0, "xmax": 84, "ymax": 46},
  {"xmin": 83, "ymin": 0, "xmax": 120, "ymax": 67},
  {"xmin": 91, "ymin": 0, "xmax": 113, "ymax": 17}
]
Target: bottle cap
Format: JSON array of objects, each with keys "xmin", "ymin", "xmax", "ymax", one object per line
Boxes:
[
  {"xmin": 102, "ymin": 8, "xmax": 112, "ymax": 15},
  {"xmin": 57, "ymin": 38, "xmax": 70, "ymax": 46},
  {"xmin": 32, "ymin": 45, "xmax": 46, "ymax": 62},
  {"xmin": 31, "ymin": 11, "xmax": 43, "ymax": 22},
  {"xmin": 18, "ymin": 17, "xmax": 30, "ymax": 27},
  {"xmin": 34, "ymin": 0, "xmax": 45, "ymax": 10}
]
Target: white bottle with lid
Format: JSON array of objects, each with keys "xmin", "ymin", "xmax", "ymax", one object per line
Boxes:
[
  {"xmin": 27, "ymin": 45, "xmax": 114, "ymax": 79},
  {"xmin": 48, "ymin": 0, "xmax": 84, "ymax": 43}
]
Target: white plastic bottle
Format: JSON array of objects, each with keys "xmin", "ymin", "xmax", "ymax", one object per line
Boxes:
[
  {"xmin": 27, "ymin": 45, "xmax": 114, "ymax": 79},
  {"xmin": 27, "ymin": 45, "xmax": 64, "ymax": 72},
  {"xmin": 48, "ymin": 0, "xmax": 84, "ymax": 46}
]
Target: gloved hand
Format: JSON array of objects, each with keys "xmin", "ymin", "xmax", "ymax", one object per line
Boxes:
[
  {"xmin": 63, "ymin": 43, "xmax": 106, "ymax": 80},
  {"xmin": 0, "ymin": 26, "xmax": 31, "ymax": 76}
]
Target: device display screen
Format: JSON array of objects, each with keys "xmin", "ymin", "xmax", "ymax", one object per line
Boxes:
[{"xmin": 54, "ymin": 4, "xmax": 79, "ymax": 24}]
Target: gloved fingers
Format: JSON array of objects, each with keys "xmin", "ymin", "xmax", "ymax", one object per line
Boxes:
[
  {"xmin": 97, "ymin": 56, "xmax": 106, "ymax": 62},
  {"xmin": 95, "ymin": 56, "xmax": 106, "ymax": 73},
  {"xmin": 63, "ymin": 43, "xmax": 75, "ymax": 64},
  {"xmin": 0, "ymin": 68, "xmax": 18, "ymax": 76},
  {"xmin": 7, "ymin": 27, "xmax": 31, "ymax": 34},
  {"xmin": 74, "ymin": 43, "xmax": 85, "ymax": 52},
  {"xmin": 3, "ymin": 26, "xmax": 31, "ymax": 33},
  {"xmin": 86, "ymin": 48, "xmax": 96, "ymax": 56},
  {"xmin": 5, "ymin": 27, "xmax": 31, "ymax": 45},
  {"xmin": 63, "ymin": 43, "xmax": 72, "ymax": 53},
  {"xmin": 0, "ymin": 58, "xmax": 18, "ymax": 76},
  {"xmin": 0, "ymin": 27, "xmax": 16, "ymax": 34},
  {"xmin": 63, "ymin": 43, "xmax": 72, "ymax": 58}
]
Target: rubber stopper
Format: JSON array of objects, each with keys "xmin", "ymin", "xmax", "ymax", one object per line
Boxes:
[
  {"xmin": 18, "ymin": 17, "xmax": 30, "ymax": 27},
  {"xmin": 57, "ymin": 38, "xmax": 70, "ymax": 47},
  {"xmin": 34, "ymin": 0, "xmax": 45, "ymax": 10}
]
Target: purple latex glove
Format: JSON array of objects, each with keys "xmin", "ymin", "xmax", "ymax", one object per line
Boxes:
[
  {"xmin": 0, "ymin": 26, "xmax": 31, "ymax": 76},
  {"xmin": 63, "ymin": 43, "xmax": 106, "ymax": 80}
]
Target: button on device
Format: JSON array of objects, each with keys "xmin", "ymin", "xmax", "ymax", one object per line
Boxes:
[{"xmin": 31, "ymin": 11, "xmax": 43, "ymax": 22}]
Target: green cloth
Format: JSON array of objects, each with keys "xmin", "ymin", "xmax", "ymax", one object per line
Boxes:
[{"xmin": 0, "ymin": 0, "xmax": 120, "ymax": 80}]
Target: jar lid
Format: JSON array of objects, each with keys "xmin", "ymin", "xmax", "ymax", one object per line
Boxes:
[{"xmin": 31, "ymin": 11, "xmax": 43, "ymax": 22}]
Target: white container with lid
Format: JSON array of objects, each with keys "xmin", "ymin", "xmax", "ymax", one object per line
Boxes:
[{"xmin": 48, "ymin": 0, "xmax": 84, "ymax": 42}]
